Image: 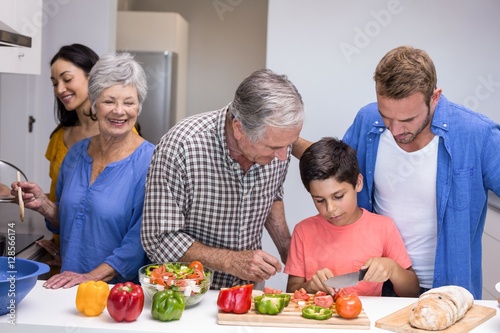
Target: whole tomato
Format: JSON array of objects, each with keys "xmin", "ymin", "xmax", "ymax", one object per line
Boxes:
[{"xmin": 335, "ymin": 291, "xmax": 362, "ymax": 319}]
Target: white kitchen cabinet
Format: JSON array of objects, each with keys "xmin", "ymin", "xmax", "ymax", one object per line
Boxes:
[{"xmin": 0, "ymin": 0, "xmax": 42, "ymax": 75}]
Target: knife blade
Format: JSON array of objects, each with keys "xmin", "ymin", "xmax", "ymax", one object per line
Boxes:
[{"xmin": 323, "ymin": 268, "xmax": 368, "ymax": 289}]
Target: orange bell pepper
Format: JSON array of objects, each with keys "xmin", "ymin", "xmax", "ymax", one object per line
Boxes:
[{"xmin": 75, "ymin": 280, "xmax": 110, "ymax": 316}]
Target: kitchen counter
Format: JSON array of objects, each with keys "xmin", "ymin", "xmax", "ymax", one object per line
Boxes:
[{"xmin": 1, "ymin": 281, "xmax": 499, "ymax": 333}]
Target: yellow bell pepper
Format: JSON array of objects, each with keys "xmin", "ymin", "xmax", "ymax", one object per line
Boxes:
[{"xmin": 75, "ymin": 280, "xmax": 110, "ymax": 316}]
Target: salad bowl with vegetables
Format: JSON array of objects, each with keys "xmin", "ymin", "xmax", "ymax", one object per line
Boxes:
[{"xmin": 139, "ymin": 261, "xmax": 213, "ymax": 306}]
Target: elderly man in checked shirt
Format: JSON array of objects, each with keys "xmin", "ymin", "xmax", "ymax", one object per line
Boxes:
[{"xmin": 141, "ymin": 69, "xmax": 304, "ymax": 289}]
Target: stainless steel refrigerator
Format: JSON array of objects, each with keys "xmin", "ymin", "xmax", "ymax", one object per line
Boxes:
[{"xmin": 126, "ymin": 51, "xmax": 177, "ymax": 144}]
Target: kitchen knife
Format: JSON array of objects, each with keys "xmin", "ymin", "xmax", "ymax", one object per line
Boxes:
[{"xmin": 323, "ymin": 268, "xmax": 368, "ymax": 289}]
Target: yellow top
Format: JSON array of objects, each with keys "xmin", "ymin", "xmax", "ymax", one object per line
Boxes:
[{"xmin": 45, "ymin": 127, "xmax": 66, "ymax": 203}]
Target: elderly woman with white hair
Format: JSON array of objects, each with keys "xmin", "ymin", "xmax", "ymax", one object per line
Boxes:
[{"xmin": 12, "ymin": 53, "xmax": 155, "ymax": 289}]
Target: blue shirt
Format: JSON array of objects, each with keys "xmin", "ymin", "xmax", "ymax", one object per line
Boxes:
[
  {"xmin": 343, "ymin": 95, "xmax": 500, "ymax": 299},
  {"xmin": 47, "ymin": 138, "xmax": 155, "ymax": 283}
]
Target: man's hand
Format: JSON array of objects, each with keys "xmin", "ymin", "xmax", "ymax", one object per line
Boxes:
[{"xmin": 228, "ymin": 249, "xmax": 282, "ymax": 282}]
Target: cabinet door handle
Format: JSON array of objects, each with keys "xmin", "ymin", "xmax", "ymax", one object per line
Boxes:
[{"xmin": 29, "ymin": 116, "xmax": 36, "ymax": 133}]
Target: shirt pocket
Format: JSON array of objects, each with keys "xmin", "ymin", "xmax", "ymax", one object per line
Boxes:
[{"xmin": 448, "ymin": 168, "xmax": 473, "ymax": 210}]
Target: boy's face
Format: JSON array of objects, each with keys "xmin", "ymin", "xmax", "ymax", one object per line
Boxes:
[{"xmin": 308, "ymin": 174, "xmax": 363, "ymax": 226}]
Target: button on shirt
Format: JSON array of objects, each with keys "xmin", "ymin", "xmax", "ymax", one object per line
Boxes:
[{"xmin": 141, "ymin": 107, "xmax": 290, "ymax": 289}]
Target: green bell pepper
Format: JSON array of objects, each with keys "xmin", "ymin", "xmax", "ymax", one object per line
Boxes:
[
  {"xmin": 145, "ymin": 265, "xmax": 160, "ymax": 276},
  {"xmin": 275, "ymin": 293, "xmax": 291, "ymax": 307},
  {"xmin": 254, "ymin": 295, "xmax": 285, "ymax": 315},
  {"xmin": 302, "ymin": 305, "xmax": 332, "ymax": 320},
  {"xmin": 151, "ymin": 287, "xmax": 186, "ymax": 321}
]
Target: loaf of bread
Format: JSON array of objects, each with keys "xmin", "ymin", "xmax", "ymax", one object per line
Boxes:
[{"xmin": 409, "ymin": 285, "xmax": 474, "ymax": 331}]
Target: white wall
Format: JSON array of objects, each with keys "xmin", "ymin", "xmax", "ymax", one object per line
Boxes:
[{"xmin": 265, "ymin": 0, "xmax": 500, "ymax": 298}]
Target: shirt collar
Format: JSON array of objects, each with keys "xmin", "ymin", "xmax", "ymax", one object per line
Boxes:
[
  {"xmin": 370, "ymin": 95, "xmax": 451, "ymax": 135},
  {"xmin": 431, "ymin": 94, "xmax": 450, "ymax": 133},
  {"xmin": 215, "ymin": 104, "xmax": 236, "ymax": 166}
]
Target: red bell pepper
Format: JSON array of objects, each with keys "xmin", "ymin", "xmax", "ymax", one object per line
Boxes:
[
  {"xmin": 217, "ymin": 284, "xmax": 253, "ymax": 314},
  {"xmin": 107, "ymin": 281, "xmax": 145, "ymax": 322}
]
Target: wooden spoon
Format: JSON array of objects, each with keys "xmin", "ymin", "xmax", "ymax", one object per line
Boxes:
[{"xmin": 17, "ymin": 171, "xmax": 24, "ymax": 222}]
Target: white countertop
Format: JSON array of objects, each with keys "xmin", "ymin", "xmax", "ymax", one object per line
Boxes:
[{"xmin": 1, "ymin": 281, "xmax": 499, "ymax": 333}]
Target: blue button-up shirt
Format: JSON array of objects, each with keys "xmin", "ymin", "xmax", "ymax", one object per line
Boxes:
[
  {"xmin": 343, "ymin": 95, "xmax": 500, "ymax": 299},
  {"xmin": 47, "ymin": 138, "xmax": 155, "ymax": 283}
]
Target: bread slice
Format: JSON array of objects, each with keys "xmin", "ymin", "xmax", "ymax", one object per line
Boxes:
[{"xmin": 409, "ymin": 285, "xmax": 474, "ymax": 330}]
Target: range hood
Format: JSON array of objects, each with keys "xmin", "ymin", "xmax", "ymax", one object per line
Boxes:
[{"xmin": 0, "ymin": 20, "xmax": 31, "ymax": 48}]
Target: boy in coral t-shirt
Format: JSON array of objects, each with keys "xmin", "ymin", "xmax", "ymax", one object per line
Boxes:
[{"xmin": 285, "ymin": 137, "xmax": 419, "ymax": 297}]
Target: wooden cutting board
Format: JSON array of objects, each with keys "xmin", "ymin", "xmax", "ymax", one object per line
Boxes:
[
  {"xmin": 217, "ymin": 300, "xmax": 370, "ymax": 329},
  {"xmin": 375, "ymin": 303, "xmax": 496, "ymax": 333}
]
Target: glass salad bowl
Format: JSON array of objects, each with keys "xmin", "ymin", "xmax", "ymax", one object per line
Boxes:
[{"xmin": 139, "ymin": 261, "xmax": 213, "ymax": 307}]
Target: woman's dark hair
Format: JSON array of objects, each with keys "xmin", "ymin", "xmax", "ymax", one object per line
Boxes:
[{"xmin": 50, "ymin": 44, "xmax": 99, "ymax": 136}]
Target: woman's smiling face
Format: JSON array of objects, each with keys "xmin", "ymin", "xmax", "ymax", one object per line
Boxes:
[
  {"xmin": 94, "ymin": 84, "xmax": 139, "ymax": 137},
  {"xmin": 50, "ymin": 58, "xmax": 90, "ymax": 112}
]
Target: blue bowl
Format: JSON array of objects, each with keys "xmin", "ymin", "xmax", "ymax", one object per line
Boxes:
[{"xmin": 0, "ymin": 257, "xmax": 49, "ymax": 315}]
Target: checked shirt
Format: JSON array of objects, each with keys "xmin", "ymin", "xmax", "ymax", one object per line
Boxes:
[{"xmin": 141, "ymin": 106, "xmax": 291, "ymax": 289}]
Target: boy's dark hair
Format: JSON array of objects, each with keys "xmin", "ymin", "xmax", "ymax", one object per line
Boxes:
[{"xmin": 299, "ymin": 137, "xmax": 360, "ymax": 192}]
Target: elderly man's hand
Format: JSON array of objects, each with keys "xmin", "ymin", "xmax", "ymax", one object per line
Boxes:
[{"xmin": 229, "ymin": 250, "xmax": 282, "ymax": 282}]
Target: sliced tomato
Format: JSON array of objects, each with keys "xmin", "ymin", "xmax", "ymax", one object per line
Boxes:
[
  {"xmin": 313, "ymin": 295, "xmax": 333, "ymax": 308},
  {"xmin": 293, "ymin": 288, "xmax": 309, "ymax": 300},
  {"xmin": 333, "ymin": 288, "xmax": 345, "ymax": 301},
  {"xmin": 187, "ymin": 268, "xmax": 205, "ymax": 282},
  {"xmin": 264, "ymin": 286, "xmax": 282, "ymax": 294},
  {"xmin": 150, "ymin": 267, "xmax": 166, "ymax": 286},
  {"xmin": 150, "ymin": 274, "xmax": 165, "ymax": 286},
  {"xmin": 189, "ymin": 260, "xmax": 204, "ymax": 272},
  {"xmin": 173, "ymin": 279, "xmax": 189, "ymax": 288}
]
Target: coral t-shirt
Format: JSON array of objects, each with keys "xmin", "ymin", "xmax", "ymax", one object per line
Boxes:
[{"xmin": 284, "ymin": 208, "xmax": 412, "ymax": 296}]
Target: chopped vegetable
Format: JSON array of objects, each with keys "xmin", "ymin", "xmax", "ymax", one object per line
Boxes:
[
  {"xmin": 264, "ymin": 286, "xmax": 282, "ymax": 294},
  {"xmin": 151, "ymin": 287, "xmax": 185, "ymax": 321},
  {"xmin": 254, "ymin": 295, "xmax": 285, "ymax": 315},
  {"xmin": 143, "ymin": 262, "xmax": 211, "ymax": 299},
  {"xmin": 293, "ymin": 288, "xmax": 309, "ymax": 301},
  {"xmin": 279, "ymin": 293, "xmax": 291, "ymax": 307},
  {"xmin": 313, "ymin": 294, "xmax": 333, "ymax": 308},
  {"xmin": 107, "ymin": 282, "xmax": 144, "ymax": 322},
  {"xmin": 267, "ymin": 293, "xmax": 291, "ymax": 306},
  {"xmin": 145, "ymin": 262, "xmax": 206, "ymax": 287},
  {"xmin": 217, "ymin": 284, "xmax": 253, "ymax": 314},
  {"xmin": 302, "ymin": 305, "xmax": 333, "ymax": 320},
  {"xmin": 75, "ymin": 280, "xmax": 110, "ymax": 317}
]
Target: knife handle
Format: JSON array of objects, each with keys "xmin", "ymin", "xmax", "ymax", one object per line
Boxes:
[{"xmin": 359, "ymin": 268, "xmax": 368, "ymax": 281}]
